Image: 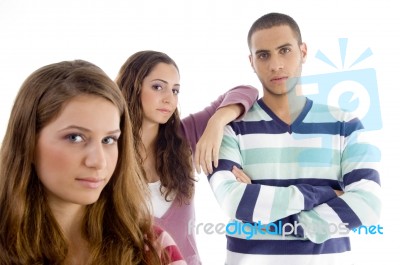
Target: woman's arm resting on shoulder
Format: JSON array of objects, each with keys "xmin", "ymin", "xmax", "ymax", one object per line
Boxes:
[
  {"xmin": 191, "ymin": 85, "xmax": 259, "ymax": 175},
  {"xmin": 194, "ymin": 104, "xmax": 243, "ymax": 175}
]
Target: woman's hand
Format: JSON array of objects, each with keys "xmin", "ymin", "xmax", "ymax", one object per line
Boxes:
[
  {"xmin": 194, "ymin": 104, "xmax": 242, "ymax": 175},
  {"xmin": 194, "ymin": 118, "xmax": 223, "ymax": 176}
]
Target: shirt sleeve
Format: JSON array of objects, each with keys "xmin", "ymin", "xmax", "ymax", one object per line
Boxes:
[
  {"xmin": 210, "ymin": 116, "xmax": 382, "ymax": 244},
  {"xmin": 208, "ymin": 125, "xmax": 338, "ymax": 225},
  {"xmin": 181, "ymin": 85, "xmax": 258, "ymax": 153},
  {"xmin": 296, "ymin": 123, "xmax": 381, "ymax": 243}
]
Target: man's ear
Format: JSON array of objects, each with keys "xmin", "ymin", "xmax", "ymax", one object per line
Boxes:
[
  {"xmin": 300, "ymin": 42, "xmax": 308, "ymax": 63},
  {"xmin": 249, "ymin": 54, "xmax": 255, "ymax": 71}
]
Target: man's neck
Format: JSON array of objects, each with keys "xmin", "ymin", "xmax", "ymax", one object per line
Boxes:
[{"xmin": 262, "ymin": 91, "xmax": 306, "ymax": 125}]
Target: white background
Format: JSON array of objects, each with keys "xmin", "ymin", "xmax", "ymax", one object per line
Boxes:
[{"xmin": 0, "ymin": 1, "xmax": 398, "ymax": 264}]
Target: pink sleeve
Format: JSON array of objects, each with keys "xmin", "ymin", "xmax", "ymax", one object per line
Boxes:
[
  {"xmin": 153, "ymin": 226, "xmax": 187, "ymax": 265},
  {"xmin": 180, "ymin": 85, "xmax": 258, "ymax": 153}
]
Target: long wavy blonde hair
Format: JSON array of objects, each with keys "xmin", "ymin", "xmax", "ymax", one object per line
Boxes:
[{"xmin": 0, "ymin": 60, "xmax": 166, "ymax": 264}]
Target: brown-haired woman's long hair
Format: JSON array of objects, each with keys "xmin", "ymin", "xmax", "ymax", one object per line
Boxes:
[
  {"xmin": 0, "ymin": 60, "xmax": 165, "ymax": 264},
  {"xmin": 115, "ymin": 50, "xmax": 195, "ymax": 205}
]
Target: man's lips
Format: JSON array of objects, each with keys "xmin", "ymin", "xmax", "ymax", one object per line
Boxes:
[{"xmin": 271, "ymin": 76, "xmax": 288, "ymax": 82}]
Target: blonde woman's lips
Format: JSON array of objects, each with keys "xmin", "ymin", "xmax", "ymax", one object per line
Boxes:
[{"xmin": 76, "ymin": 177, "xmax": 105, "ymax": 189}]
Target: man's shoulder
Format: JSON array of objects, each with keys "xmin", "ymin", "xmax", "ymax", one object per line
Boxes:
[{"xmin": 308, "ymin": 100, "xmax": 359, "ymax": 123}]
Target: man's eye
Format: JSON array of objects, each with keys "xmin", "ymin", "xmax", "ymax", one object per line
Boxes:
[{"xmin": 258, "ymin": 53, "xmax": 268, "ymax": 59}]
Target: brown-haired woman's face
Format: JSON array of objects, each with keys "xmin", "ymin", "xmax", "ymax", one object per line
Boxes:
[
  {"xmin": 34, "ymin": 95, "xmax": 121, "ymax": 207},
  {"xmin": 140, "ymin": 62, "xmax": 180, "ymax": 126}
]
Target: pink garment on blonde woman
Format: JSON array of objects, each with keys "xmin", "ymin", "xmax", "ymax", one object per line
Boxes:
[{"xmin": 153, "ymin": 225, "xmax": 187, "ymax": 265}]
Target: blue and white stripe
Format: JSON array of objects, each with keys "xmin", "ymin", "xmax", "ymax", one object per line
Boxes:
[{"xmin": 209, "ymin": 98, "xmax": 381, "ymax": 264}]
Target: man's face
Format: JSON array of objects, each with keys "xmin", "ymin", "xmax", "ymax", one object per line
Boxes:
[{"xmin": 249, "ymin": 25, "xmax": 307, "ymax": 97}]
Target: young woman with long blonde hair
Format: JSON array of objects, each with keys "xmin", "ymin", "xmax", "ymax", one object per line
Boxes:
[{"xmin": 0, "ymin": 59, "xmax": 186, "ymax": 265}]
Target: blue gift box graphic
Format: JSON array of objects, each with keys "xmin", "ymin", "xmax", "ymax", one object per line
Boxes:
[
  {"xmin": 300, "ymin": 38, "xmax": 382, "ymax": 131},
  {"xmin": 300, "ymin": 68, "xmax": 382, "ymax": 131},
  {"xmin": 293, "ymin": 38, "xmax": 382, "ymax": 166}
]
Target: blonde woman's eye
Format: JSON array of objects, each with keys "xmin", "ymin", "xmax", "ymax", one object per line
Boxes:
[
  {"xmin": 172, "ymin": 89, "xmax": 180, "ymax": 95},
  {"xmin": 102, "ymin": 136, "xmax": 118, "ymax": 145},
  {"xmin": 66, "ymin": 134, "xmax": 84, "ymax": 143}
]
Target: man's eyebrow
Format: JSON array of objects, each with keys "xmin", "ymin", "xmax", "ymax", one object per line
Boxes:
[
  {"xmin": 255, "ymin": 49, "xmax": 270, "ymax": 55},
  {"xmin": 276, "ymin": 43, "xmax": 293, "ymax": 50},
  {"xmin": 255, "ymin": 43, "xmax": 293, "ymax": 54}
]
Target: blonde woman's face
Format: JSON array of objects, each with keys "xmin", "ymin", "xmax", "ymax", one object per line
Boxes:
[
  {"xmin": 34, "ymin": 95, "xmax": 121, "ymax": 208},
  {"xmin": 140, "ymin": 62, "xmax": 180, "ymax": 126}
]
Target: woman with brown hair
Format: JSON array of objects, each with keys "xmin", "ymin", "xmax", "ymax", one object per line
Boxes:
[
  {"xmin": 116, "ymin": 50, "xmax": 258, "ymax": 264},
  {"xmin": 0, "ymin": 59, "xmax": 186, "ymax": 264}
]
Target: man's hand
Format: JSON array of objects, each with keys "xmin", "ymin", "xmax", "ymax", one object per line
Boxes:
[
  {"xmin": 232, "ymin": 165, "xmax": 252, "ymax": 184},
  {"xmin": 334, "ymin": 190, "xmax": 344, "ymax": 196}
]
